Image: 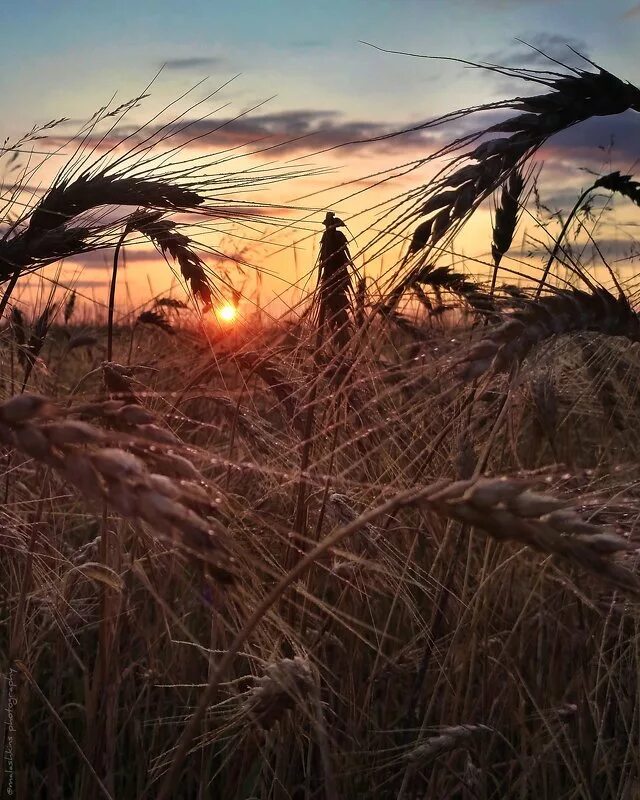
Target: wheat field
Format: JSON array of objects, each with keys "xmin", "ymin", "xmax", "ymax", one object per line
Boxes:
[{"xmin": 2, "ymin": 53, "xmax": 640, "ymax": 800}]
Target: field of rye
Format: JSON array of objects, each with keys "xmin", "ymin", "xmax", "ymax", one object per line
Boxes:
[{"xmin": 2, "ymin": 53, "xmax": 640, "ymax": 799}]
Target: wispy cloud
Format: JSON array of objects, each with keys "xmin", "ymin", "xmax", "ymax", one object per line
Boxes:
[
  {"xmin": 482, "ymin": 33, "xmax": 592, "ymax": 70},
  {"xmin": 289, "ymin": 39, "xmax": 324, "ymax": 49},
  {"xmin": 162, "ymin": 57, "xmax": 223, "ymax": 72},
  {"xmin": 540, "ymin": 111, "xmax": 640, "ymax": 164}
]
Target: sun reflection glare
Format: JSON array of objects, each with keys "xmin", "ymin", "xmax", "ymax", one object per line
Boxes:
[{"xmin": 217, "ymin": 303, "xmax": 237, "ymax": 323}]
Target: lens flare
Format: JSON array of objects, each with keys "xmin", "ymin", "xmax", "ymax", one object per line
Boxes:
[{"xmin": 218, "ymin": 303, "xmax": 237, "ymax": 323}]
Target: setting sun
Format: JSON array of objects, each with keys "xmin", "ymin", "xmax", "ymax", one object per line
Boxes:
[{"xmin": 217, "ymin": 303, "xmax": 237, "ymax": 323}]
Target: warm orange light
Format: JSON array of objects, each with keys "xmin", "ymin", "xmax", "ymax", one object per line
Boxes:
[{"xmin": 217, "ymin": 303, "xmax": 237, "ymax": 322}]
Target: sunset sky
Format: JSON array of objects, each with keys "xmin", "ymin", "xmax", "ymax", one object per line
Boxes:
[{"xmin": 3, "ymin": 0, "xmax": 640, "ymax": 317}]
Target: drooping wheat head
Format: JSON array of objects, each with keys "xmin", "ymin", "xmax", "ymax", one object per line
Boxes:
[{"xmin": 461, "ymin": 288, "xmax": 640, "ymax": 379}]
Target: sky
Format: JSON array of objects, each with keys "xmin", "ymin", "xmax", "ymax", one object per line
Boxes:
[{"xmin": 2, "ymin": 0, "xmax": 640, "ymax": 318}]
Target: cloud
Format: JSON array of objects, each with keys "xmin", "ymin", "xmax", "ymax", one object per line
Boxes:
[
  {"xmin": 40, "ymin": 96, "xmax": 640, "ymax": 213},
  {"xmin": 482, "ymin": 33, "xmax": 592, "ymax": 70},
  {"xmin": 62, "ymin": 278, "xmax": 109, "ymax": 289},
  {"xmin": 166, "ymin": 110, "xmax": 439, "ymax": 155},
  {"xmin": 540, "ymin": 110, "xmax": 640, "ymax": 164},
  {"xmin": 69, "ymin": 247, "xmax": 159, "ymax": 269},
  {"xmin": 289, "ymin": 40, "xmax": 324, "ymax": 49},
  {"xmin": 162, "ymin": 57, "xmax": 223, "ymax": 72},
  {"xmin": 51, "ymin": 109, "xmax": 442, "ymax": 159}
]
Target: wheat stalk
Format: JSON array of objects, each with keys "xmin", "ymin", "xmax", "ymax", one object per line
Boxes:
[
  {"xmin": 535, "ymin": 170, "xmax": 640, "ymax": 297},
  {"xmin": 26, "ymin": 173, "xmax": 204, "ymax": 235},
  {"xmin": 137, "ymin": 309, "xmax": 175, "ymax": 336},
  {"xmin": 407, "ymin": 724, "xmax": 492, "ymax": 764},
  {"xmin": 10, "ymin": 307, "xmax": 28, "ymax": 368},
  {"xmin": 0, "ymin": 225, "xmax": 92, "ymax": 283},
  {"xmin": 594, "ymin": 171, "xmax": 640, "ymax": 206},
  {"xmin": 237, "ymin": 352, "xmax": 298, "ymax": 422},
  {"xmin": 411, "ymin": 265, "xmax": 495, "ymax": 315},
  {"xmin": 579, "ymin": 336, "xmax": 624, "ymax": 430},
  {"xmin": 63, "ymin": 290, "xmax": 76, "ymax": 324}
]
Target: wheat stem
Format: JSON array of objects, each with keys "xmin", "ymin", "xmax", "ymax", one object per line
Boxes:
[{"xmin": 107, "ymin": 226, "xmax": 129, "ymax": 363}]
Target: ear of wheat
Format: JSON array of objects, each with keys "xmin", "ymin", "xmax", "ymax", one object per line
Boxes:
[
  {"xmin": 0, "ymin": 112, "xmax": 304, "ymax": 305},
  {"xmin": 411, "ymin": 265, "xmax": 495, "ymax": 315},
  {"xmin": 137, "ymin": 309, "xmax": 175, "ymax": 335},
  {"xmin": 460, "ymin": 288, "xmax": 640, "ymax": 379},
  {"xmin": 155, "ymin": 297, "xmax": 188, "ymax": 311},
  {"xmin": 241, "ymin": 657, "xmax": 315, "ymax": 729},
  {"xmin": 0, "ymin": 393, "xmax": 235, "ymax": 580},
  {"xmin": 0, "ymin": 170, "xmax": 206, "ymax": 286},
  {"xmin": 491, "ymin": 167, "xmax": 527, "ymax": 293},
  {"xmin": 66, "ymin": 332, "xmax": 98, "ymax": 352},
  {"xmin": 317, "ymin": 212, "xmax": 354, "ymax": 347},
  {"xmin": 63, "ymin": 290, "xmax": 77, "ymax": 323},
  {"xmin": 103, "ymin": 361, "xmax": 140, "ymax": 403},
  {"xmin": 409, "ymin": 476, "xmax": 638, "ymax": 594},
  {"xmin": 132, "ymin": 211, "xmax": 215, "ymax": 310},
  {"xmin": 26, "ymin": 174, "xmax": 205, "ymax": 236},
  {"xmin": 10, "ymin": 307, "xmax": 28, "ymax": 367},
  {"xmin": 594, "ymin": 171, "xmax": 640, "ymax": 206},
  {"xmin": 0, "ymin": 225, "xmax": 92, "ymax": 282},
  {"xmin": 237, "ymin": 353, "xmax": 298, "ymax": 422},
  {"xmin": 391, "ymin": 59, "xmax": 640, "ymax": 286},
  {"xmin": 407, "ymin": 724, "xmax": 492, "ymax": 765}
]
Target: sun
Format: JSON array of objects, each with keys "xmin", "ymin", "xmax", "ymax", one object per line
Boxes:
[{"xmin": 217, "ymin": 303, "xmax": 237, "ymax": 323}]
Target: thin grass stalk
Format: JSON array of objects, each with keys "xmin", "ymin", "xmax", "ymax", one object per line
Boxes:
[
  {"xmin": 535, "ymin": 170, "xmax": 640, "ymax": 297},
  {"xmin": 290, "ymin": 321, "xmax": 323, "ymax": 563},
  {"xmin": 0, "ymin": 269, "xmax": 21, "ymax": 322},
  {"xmin": 107, "ymin": 226, "xmax": 129, "ymax": 363},
  {"xmin": 3, "ymin": 471, "xmax": 48, "ymax": 796},
  {"xmin": 535, "ymin": 186, "xmax": 592, "ymax": 298}
]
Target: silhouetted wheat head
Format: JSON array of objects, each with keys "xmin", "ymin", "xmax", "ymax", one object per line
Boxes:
[
  {"xmin": 377, "ymin": 54, "xmax": 640, "ymax": 300},
  {"xmin": 411, "ymin": 265, "xmax": 496, "ymax": 316},
  {"xmin": 316, "ymin": 212, "xmax": 354, "ymax": 348},
  {"xmin": 490, "ymin": 166, "xmax": 528, "ymax": 290},
  {"xmin": 0, "ymin": 95, "xmax": 312, "ymax": 313},
  {"xmin": 137, "ymin": 309, "xmax": 175, "ymax": 335},
  {"xmin": 131, "ymin": 211, "xmax": 216, "ymax": 310},
  {"xmin": 594, "ymin": 170, "xmax": 640, "ymax": 206}
]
